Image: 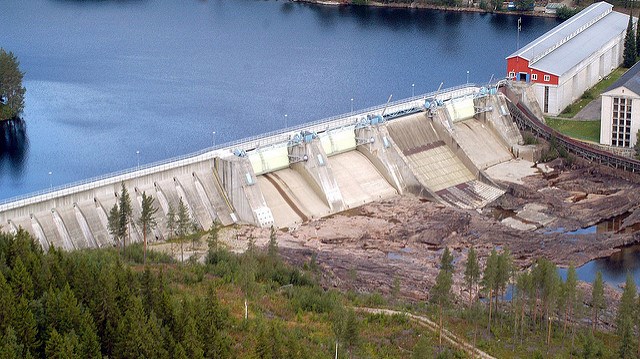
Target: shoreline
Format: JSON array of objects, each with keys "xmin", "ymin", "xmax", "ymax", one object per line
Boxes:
[{"xmin": 291, "ymin": 0, "xmax": 560, "ymax": 19}]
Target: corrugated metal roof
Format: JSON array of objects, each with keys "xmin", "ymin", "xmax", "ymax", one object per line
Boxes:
[
  {"xmin": 604, "ymin": 61, "xmax": 640, "ymax": 95},
  {"xmin": 529, "ymin": 10, "xmax": 628, "ymax": 76},
  {"xmin": 506, "ymin": 2, "xmax": 628, "ymax": 76}
]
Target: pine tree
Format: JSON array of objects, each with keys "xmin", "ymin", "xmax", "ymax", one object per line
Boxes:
[
  {"xmin": 45, "ymin": 328, "xmax": 79, "ymax": 359},
  {"xmin": 464, "ymin": 247, "xmax": 480, "ymax": 307},
  {"xmin": 137, "ymin": 191, "xmax": 158, "ymax": 265},
  {"xmin": 13, "ymin": 297, "xmax": 38, "ymax": 357},
  {"xmin": 0, "ymin": 48, "xmax": 26, "ymax": 121},
  {"xmin": 107, "ymin": 203, "xmax": 121, "ymax": 249},
  {"xmin": 0, "ymin": 271, "xmax": 16, "ymax": 333},
  {"xmin": 617, "ymin": 273, "xmax": 637, "ymax": 359},
  {"xmin": 481, "ymin": 248, "xmax": 498, "ymax": 330},
  {"xmin": 624, "ymin": 14, "xmax": 637, "ymax": 68},
  {"xmin": 430, "ymin": 247, "xmax": 454, "ymax": 346},
  {"xmin": 9, "ymin": 257, "xmax": 33, "ymax": 300},
  {"xmin": 164, "ymin": 204, "xmax": 174, "ymax": 238},
  {"xmin": 636, "ymin": 13, "xmax": 640, "ymax": 59},
  {"xmin": 411, "ymin": 334, "xmax": 433, "ymax": 359},
  {"xmin": 267, "ymin": 225, "xmax": 278, "ymax": 261},
  {"xmin": 207, "ymin": 221, "xmax": 221, "ymax": 253},
  {"xmin": 563, "ymin": 264, "xmax": 578, "ymax": 330},
  {"xmin": 342, "ymin": 309, "xmax": 359, "ymax": 358},
  {"xmin": 118, "ymin": 183, "xmax": 133, "ymax": 255},
  {"xmin": 176, "ymin": 198, "xmax": 191, "ymax": 262},
  {"xmin": 591, "ymin": 271, "xmax": 605, "ymax": 333},
  {"xmin": 0, "ymin": 326, "xmax": 21, "ymax": 359}
]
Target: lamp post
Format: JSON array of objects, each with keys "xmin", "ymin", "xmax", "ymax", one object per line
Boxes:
[
  {"xmin": 351, "ymin": 98, "xmax": 354, "ymax": 113},
  {"xmin": 48, "ymin": 171, "xmax": 52, "ymax": 189},
  {"xmin": 212, "ymin": 131, "xmax": 216, "ymax": 147},
  {"xmin": 412, "ymin": 83, "xmax": 415, "ymax": 97},
  {"xmin": 136, "ymin": 150, "xmax": 140, "ymax": 169},
  {"xmin": 466, "ymin": 71, "xmax": 470, "ymax": 84},
  {"xmin": 284, "ymin": 114, "xmax": 288, "ymax": 128}
]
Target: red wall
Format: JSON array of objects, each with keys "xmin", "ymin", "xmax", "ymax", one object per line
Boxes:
[{"xmin": 506, "ymin": 57, "xmax": 559, "ymax": 85}]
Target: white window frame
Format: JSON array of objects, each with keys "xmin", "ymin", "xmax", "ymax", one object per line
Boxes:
[
  {"xmin": 543, "ymin": 74, "xmax": 551, "ymax": 82},
  {"xmin": 531, "ymin": 74, "xmax": 538, "ymax": 81},
  {"xmin": 508, "ymin": 72, "xmax": 515, "ymax": 79}
]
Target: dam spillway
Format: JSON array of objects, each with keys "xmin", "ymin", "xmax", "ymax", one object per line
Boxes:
[{"xmin": 0, "ymin": 84, "xmax": 523, "ymax": 251}]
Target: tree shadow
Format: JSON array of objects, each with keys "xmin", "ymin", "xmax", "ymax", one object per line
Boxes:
[{"xmin": 0, "ymin": 119, "xmax": 29, "ymax": 178}]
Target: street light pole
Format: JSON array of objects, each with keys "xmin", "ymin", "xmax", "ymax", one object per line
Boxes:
[
  {"xmin": 136, "ymin": 150, "xmax": 140, "ymax": 169},
  {"xmin": 284, "ymin": 114, "xmax": 288, "ymax": 128},
  {"xmin": 212, "ymin": 131, "xmax": 216, "ymax": 147},
  {"xmin": 467, "ymin": 71, "xmax": 470, "ymax": 84},
  {"xmin": 412, "ymin": 83, "xmax": 415, "ymax": 97},
  {"xmin": 48, "ymin": 171, "xmax": 52, "ymax": 189},
  {"xmin": 351, "ymin": 98, "xmax": 353, "ymax": 113}
]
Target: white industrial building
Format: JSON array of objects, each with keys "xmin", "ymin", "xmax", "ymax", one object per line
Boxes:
[
  {"xmin": 600, "ymin": 61, "xmax": 640, "ymax": 149},
  {"xmin": 506, "ymin": 2, "xmax": 628, "ymax": 116}
]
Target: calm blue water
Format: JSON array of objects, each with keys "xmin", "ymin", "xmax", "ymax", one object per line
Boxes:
[{"xmin": 0, "ymin": 0, "xmax": 559, "ymax": 200}]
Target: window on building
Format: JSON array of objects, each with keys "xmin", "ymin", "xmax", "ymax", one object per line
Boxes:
[
  {"xmin": 544, "ymin": 75, "xmax": 551, "ymax": 82},
  {"xmin": 611, "ymin": 97, "xmax": 633, "ymax": 148},
  {"xmin": 544, "ymin": 86, "xmax": 549, "ymax": 113},
  {"xmin": 532, "ymin": 74, "xmax": 538, "ymax": 81},
  {"xmin": 508, "ymin": 72, "xmax": 515, "ymax": 79}
]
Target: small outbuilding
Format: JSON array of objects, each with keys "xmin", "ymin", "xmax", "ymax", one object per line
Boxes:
[
  {"xmin": 600, "ymin": 61, "xmax": 640, "ymax": 149},
  {"xmin": 506, "ymin": 2, "xmax": 628, "ymax": 116}
]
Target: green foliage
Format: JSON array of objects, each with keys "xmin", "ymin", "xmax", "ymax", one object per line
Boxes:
[
  {"xmin": 137, "ymin": 191, "xmax": 159, "ymax": 265},
  {"xmin": 556, "ymin": 6, "xmax": 580, "ymax": 21},
  {"xmin": 118, "ymin": 183, "xmax": 133, "ymax": 248},
  {"xmin": 515, "ymin": 0, "xmax": 533, "ymax": 11},
  {"xmin": 624, "ymin": 14, "xmax": 637, "ymax": 68},
  {"xmin": 412, "ymin": 333, "xmax": 433, "ymax": 358},
  {"xmin": 545, "ymin": 118, "xmax": 600, "ymax": 142},
  {"xmin": 615, "ymin": 273, "xmax": 637, "ymax": 359},
  {"xmin": 523, "ymin": 132, "xmax": 539, "ymax": 145},
  {"xmin": 0, "ymin": 48, "xmax": 26, "ymax": 121}
]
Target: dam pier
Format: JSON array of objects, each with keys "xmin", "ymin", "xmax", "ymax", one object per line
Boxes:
[{"xmin": 1, "ymin": 83, "xmax": 530, "ymax": 251}]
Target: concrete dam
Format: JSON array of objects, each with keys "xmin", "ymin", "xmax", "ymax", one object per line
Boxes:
[{"xmin": 0, "ymin": 84, "xmax": 524, "ymax": 251}]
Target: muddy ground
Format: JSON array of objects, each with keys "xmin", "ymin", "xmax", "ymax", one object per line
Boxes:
[{"xmin": 163, "ymin": 157, "xmax": 640, "ymax": 329}]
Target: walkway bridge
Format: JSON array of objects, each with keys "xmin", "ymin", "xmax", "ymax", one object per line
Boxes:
[{"xmin": 0, "ymin": 84, "xmax": 522, "ymax": 251}]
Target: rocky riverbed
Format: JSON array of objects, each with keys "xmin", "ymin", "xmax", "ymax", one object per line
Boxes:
[{"xmin": 211, "ymin": 158, "xmax": 640, "ymax": 318}]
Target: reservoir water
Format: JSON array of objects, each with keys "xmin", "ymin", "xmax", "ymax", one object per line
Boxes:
[{"xmin": 0, "ymin": 0, "xmax": 559, "ymax": 200}]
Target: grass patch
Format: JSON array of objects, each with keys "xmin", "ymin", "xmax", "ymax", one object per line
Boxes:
[
  {"xmin": 545, "ymin": 117, "xmax": 600, "ymax": 142},
  {"xmin": 558, "ymin": 67, "xmax": 626, "ymax": 118}
]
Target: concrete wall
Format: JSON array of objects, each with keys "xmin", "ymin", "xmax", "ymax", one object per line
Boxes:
[
  {"xmin": 2, "ymin": 85, "xmax": 508, "ymax": 250},
  {"xmin": 534, "ymin": 32, "xmax": 625, "ymax": 116},
  {"xmin": 600, "ymin": 87, "xmax": 640, "ymax": 148}
]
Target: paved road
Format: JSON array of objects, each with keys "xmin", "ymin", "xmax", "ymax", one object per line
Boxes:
[
  {"xmin": 573, "ymin": 96, "xmax": 602, "ymax": 121},
  {"xmin": 356, "ymin": 307, "xmax": 497, "ymax": 359}
]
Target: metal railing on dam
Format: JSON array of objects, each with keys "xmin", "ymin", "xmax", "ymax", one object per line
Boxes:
[
  {"xmin": 502, "ymin": 84, "xmax": 640, "ymax": 173},
  {"xmin": 0, "ymin": 83, "xmax": 479, "ymax": 212}
]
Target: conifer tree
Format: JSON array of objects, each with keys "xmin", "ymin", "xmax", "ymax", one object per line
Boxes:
[
  {"xmin": 107, "ymin": 203, "xmax": 121, "ymax": 249},
  {"xmin": 166, "ymin": 204, "xmax": 176, "ymax": 239},
  {"xmin": 343, "ymin": 309, "xmax": 359, "ymax": 358},
  {"xmin": 481, "ymin": 248, "xmax": 498, "ymax": 330},
  {"xmin": 624, "ymin": 14, "xmax": 637, "ymax": 68},
  {"xmin": 45, "ymin": 328, "xmax": 78, "ymax": 359},
  {"xmin": 591, "ymin": 271, "xmax": 605, "ymax": 333},
  {"xmin": 464, "ymin": 246, "xmax": 480, "ymax": 307},
  {"xmin": 267, "ymin": 225, "xmax": 278, "ymax": 261},
  {"xmin": 137, "ymin": 191, "xmax": 158, "ymax": 265},
  {"xmin": 0, "ymin": 271, "xmax": 15, "ymax": 334},
  {"xmin": 616, "ymin": 273, "xmax": 637, "ymax": 359},
  {"xmin": 431, "ymin": 247, "xmax": 454, "ymax": 346},
  {"xmin": 0, "ymin": 48, "xmax": 26, "ymax": 121},
  {"xmin": 176, "ymin": 198, "xmax": 191, "ymax": 262},
  {"xmin": 118, "ymin": 183, "xmax": 133, "ymax": 254},
  {"xmin": 563, "ymin": 264, "xmax": 578, "ymax": 337},
  {"xmin": 13, "ymin": 297, "xmax": 38, "ymax": 357},
  {"xmin": 0, "ymin": 326, "xmax": 21, "ymax": 359},
  {"xmin": 9, "ymin": 256, "xmax": 33, "ymax": 300}
]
